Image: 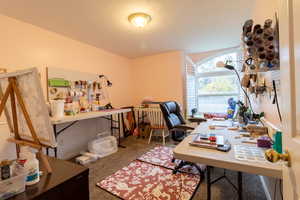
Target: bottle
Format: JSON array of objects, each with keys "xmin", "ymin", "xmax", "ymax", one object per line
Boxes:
[
  {"xmin": 266, "ymin": 51, "xmax": 275, "ymax": 61},
  {"xmin": 253, "ymin": 35, "xmax": 263, "ymax": 46},
  {"xmin": 264, "ymin": 19, "xmax": 273, "ymax": 28},
  {"xmin": 247, "ymin": 47, "xmax": 255, "ymax": 55},
  {"xmin": 0, "ymin": 160, "xmax": 12, "ymax": 180},
  {"xmin": 253, "ymin": 24, "xmax": 261, "ymax": 32},
  {"xmin": 263, "ymin": 27, "xmax": 274, "ymax": 39},
  {"xmin": 19, "ymin": 147, "xmax": 40, "ymax": 185},
  {"xmin": 243, "ymin": 19, "xmax": 253, "ymax": 35},
  {"xmin": 271, "ymin": 58, "xmax": 279, "ymax": 66},
  {"xmin": 243, "ymin": 32, "xmax": 253, "ymax": 42},
  {"xmin": 256, "ymin": 28, "xmax": 263, "ymax": 35},
  {"xmin": 268, "ymin": 45, "xmax": 275, "ymax": 51},
  {"xmin": 246, "ymin": 40, "xmax": 254, "ymax": 47},
  {"xmin": 257, "ymin": 46, "xmax": 264, "ymax": 52},
  {"xmin": 267, "ymin": 36, "xmax": 274, "ymax": 42},
  {"xmin": 259, "ymin": 52, "xmax": 266, "ymax": 60}
]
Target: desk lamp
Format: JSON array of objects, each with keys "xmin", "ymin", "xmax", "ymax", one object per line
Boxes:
[{"xmin": 216, "ymin": 61, "xmax": 254, "ymax": 116}]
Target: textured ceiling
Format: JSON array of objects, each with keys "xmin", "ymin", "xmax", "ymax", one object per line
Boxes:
[{"xmin": 0, "ymin": 0, "xmax": 254, "ymax": 58}]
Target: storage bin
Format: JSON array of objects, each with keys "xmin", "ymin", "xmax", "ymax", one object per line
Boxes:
[
  {"xmin": 0, "ymin": 173, "xmax": 26, "ymax": 200},
  {"xmin": 88, "ymin": 136, "xmax": 118, "ymax": 158}
]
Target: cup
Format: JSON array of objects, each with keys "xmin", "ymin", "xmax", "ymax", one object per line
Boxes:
[{"xmin": 50, "ymin": 100, "xmax": 65, "ymax": 119}]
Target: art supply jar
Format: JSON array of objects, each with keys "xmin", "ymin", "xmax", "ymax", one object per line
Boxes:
[
  {"xmin": 19, "ymin": 147, "xmax": 40, "ymax": 186},
  {"xmin": 50, "ymin": 100, "xmax": 65, "ymax": 119}
]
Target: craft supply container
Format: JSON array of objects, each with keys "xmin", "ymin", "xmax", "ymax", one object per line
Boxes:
[{"xmin": 0, "ymin": 173, "xmax": 26, "ymax": 199}]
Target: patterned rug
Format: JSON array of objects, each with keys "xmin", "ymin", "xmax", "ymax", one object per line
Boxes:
[
  {"xmin": 97, "ymin": 160, "xmax": 200, "ymax": 200},
  {"xmin": 137, "ymin": 146, "xmax": 205, "ymax": 174}
]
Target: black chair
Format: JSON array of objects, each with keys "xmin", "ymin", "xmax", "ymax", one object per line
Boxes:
[
  {"xmin": 159, "ymin": 101, "xmax": 206, "ymax": 176},
  {"xmin": 159, "ymin": 101, "xmax": 206, "ymax": 141}
]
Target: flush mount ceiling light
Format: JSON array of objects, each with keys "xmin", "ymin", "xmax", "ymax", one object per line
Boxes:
[{"xmin": 128, "ymin": 12, "xmax": 152, "ymax": 28}]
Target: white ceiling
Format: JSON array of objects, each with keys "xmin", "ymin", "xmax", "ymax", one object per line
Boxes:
[{"xmin": 0, "ymin": 0, "xmax": 254, "ymax": 58}]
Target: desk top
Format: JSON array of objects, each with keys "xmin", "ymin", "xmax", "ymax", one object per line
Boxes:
[
  {"xmin": 10, "ymin": 157, "xmax": 88, "ymax": 200},
  {"xmin": 173, "ymin": 120, "xmax": 282, "ymax": 178},
  {"xmin": 51, "ymin": 108, "xmax": 131, "ymax": 125}
]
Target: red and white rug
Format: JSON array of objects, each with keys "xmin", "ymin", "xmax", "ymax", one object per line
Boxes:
[
  {"xmin": 137, "ymin": 146, "xmax": 205, "ymax": 174},
  {"xmin": 97, "ymin": 160, "xmax": 200, "ymax": 200}
]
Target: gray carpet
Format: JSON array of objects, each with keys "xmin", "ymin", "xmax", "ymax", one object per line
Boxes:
[{"xmin": 85, "ymin": 136, "xmax": 267, "ymax": 200}]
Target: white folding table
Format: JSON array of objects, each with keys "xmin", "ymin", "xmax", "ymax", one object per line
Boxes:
[
  {"xmin": 49, "ymin": 108, "xmax": 132, "ymax": 157},
  {"xmin": 173, "ymin": 120, "xmax": 282, "ymax": 200}
]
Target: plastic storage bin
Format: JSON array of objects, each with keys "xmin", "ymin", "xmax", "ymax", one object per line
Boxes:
[
  {"xmin": 0, "ymin": 173, "xmax": 26, "ymax": 200},
  {"xmin": 88, "ymin": 136, "xmax": 118, "ymax": 158}
]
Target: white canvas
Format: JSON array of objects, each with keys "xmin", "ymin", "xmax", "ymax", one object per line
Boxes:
[{"xmin": 0, "ymin": 68, "xmax": 57, "ymax": 148}]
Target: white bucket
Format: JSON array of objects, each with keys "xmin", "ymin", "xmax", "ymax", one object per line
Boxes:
[{"xmin": 50, "ymin": 100, "xmax": 65, "ymax": 119}]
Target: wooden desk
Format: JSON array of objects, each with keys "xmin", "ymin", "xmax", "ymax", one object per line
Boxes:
[
  {"xmin": 173, "ymin": 120, "xmax": 282, "ymax": 200},
  {"xmin": 49, "ymin": 108, "xmax": 131, "ymax": 157},
  {"xmin": 10, "ymin": 157, "xmax": 89, "ymax": 200}
]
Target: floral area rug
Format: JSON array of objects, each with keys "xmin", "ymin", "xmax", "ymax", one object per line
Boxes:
[
  {"xmin": 137, "ymin": 146, "xmax": 205, "ymax": 175},
  {"xmin": 97, "ymin": 160, "xmax": 200, "ymax": 200}
]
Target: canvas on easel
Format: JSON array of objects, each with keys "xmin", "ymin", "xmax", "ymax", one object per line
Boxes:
[{"xmin": 0, "ymin": 68, "xmax": 57, "ymax": 173}]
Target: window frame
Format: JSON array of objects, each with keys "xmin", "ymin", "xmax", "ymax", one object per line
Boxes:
[{"xmin": 194, "ymin": 51, "xmax": 241, "ymax": 114}]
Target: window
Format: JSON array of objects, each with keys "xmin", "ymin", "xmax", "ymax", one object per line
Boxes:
[{"xmin": 186, "ymin": 51, "xmax": 241, "ymax": 114}]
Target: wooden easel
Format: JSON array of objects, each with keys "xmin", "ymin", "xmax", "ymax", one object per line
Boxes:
[{"xmin": 0, "ymin": 77, "xmax": 52, "ymax": 173}]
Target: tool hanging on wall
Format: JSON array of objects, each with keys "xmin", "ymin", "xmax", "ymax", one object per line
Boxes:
[{"xmin": 272, "ymin": 80, "xmax": 282, "ymax": 122}]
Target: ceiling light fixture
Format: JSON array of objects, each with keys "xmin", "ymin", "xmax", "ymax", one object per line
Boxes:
[{"xmin": 128, "ymin": 12, "xmax": 152, "ymax": 28}]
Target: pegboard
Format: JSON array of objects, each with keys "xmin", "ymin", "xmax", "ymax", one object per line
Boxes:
[{"xmin": 46, "ymin": 67, "xmax": 110, "ymax": 108}]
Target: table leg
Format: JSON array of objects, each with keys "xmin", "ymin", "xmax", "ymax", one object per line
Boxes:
[
  {"xmin": 110, "ymin": 114, "xmax": 113, "ymax": 136},
  {"xmin": 118, "ymin": 113, "xmax": 126, "ymax": 148},
  {"xmin": 118, "ymin": 113, "xmax": 120, "ymax": 146},
  {"xmin": 53, "ymin": 125, "xmax": 58, "ymax": 158},
  {"xmin": 121, "ymin": 112, "xmax": 127, "ymax": 137},
  {"xmin": 207, "ymin": 166, "xmax": 211, "ymax": 200},
  {"xmin": 238, "ymin": 171, "xmax": 243, "ymax": 200}
]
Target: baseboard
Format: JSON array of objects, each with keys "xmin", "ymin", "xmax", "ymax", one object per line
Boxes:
[{"xmin": 259, "ymin": 175, "xmax": 272, "ymax": 200}]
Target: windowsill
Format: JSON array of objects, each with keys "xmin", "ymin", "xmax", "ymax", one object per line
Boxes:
[{"xmin": 198, "ymin": 93, "xmax": 240, "ymax": 97}]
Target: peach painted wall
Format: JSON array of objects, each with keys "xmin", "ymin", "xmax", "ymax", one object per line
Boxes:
[
  {"xmin": 131, "ymin": 51, "xmax": 185, "ymax": 107},
  {"xmin": 0, "ymin": 14, "xmax": 134, "ymax": 159},
  {"xmin": 0, "ymin": 14, "xmax": 133, "ymax": 107},
  {"xmin": 251, "ymin": 0, "xmax": 281, "ymax": 127},
  {"xmin": 251, "ymin": 1, "xmax": 281, "ymax": 199}
]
